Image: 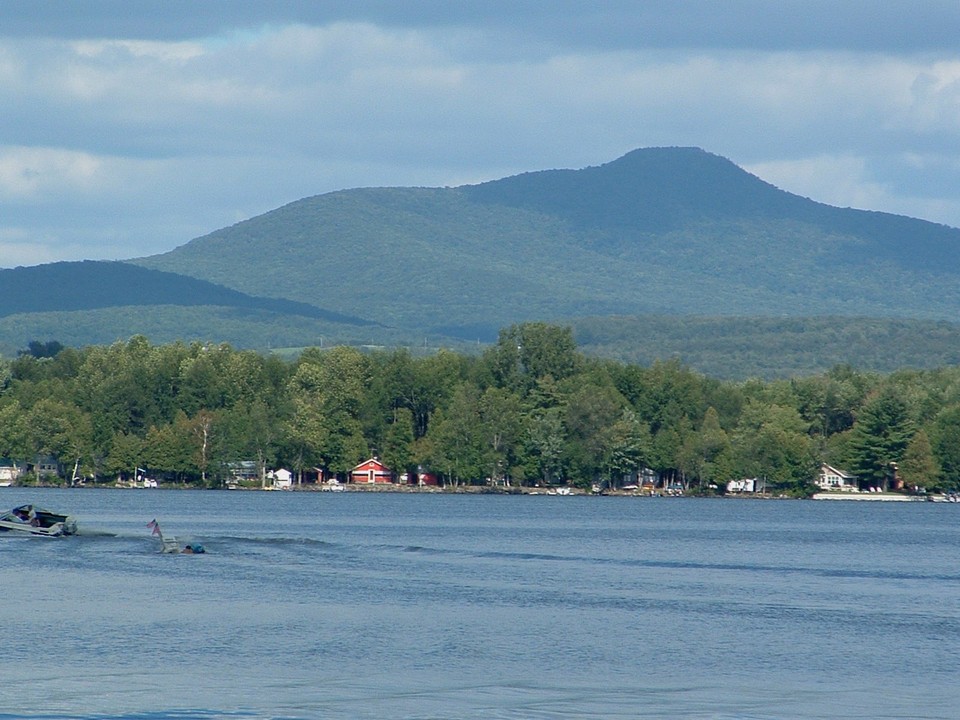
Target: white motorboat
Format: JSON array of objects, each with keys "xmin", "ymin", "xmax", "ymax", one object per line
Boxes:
[{"xmin": 0, "ymin": 504, "xmax": 78, "ymax": 537}]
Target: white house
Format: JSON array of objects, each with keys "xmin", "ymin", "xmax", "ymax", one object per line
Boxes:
[
  {"xmin": 0, "ymin": 458, "xmax": 20, "ymax": 486},
  {"xmin": 269, "ymin": 468, "xmax": 293, "ymax": 489},
  {"xmin": 816, "ymin": 464, "xmax": 858, "ymax": 491},
  {"xmin": 726, "ymin": 477, "xmax": 757, "ymax": 494}
]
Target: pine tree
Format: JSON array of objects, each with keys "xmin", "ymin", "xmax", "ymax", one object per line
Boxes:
[{"xmin": 847, "ymin": 390, "xmax": 915, "ymax": 490}]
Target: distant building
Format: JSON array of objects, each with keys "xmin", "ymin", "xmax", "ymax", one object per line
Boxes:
[
  {"xmin": 269, "ymin": 468, "xmax": 293, "ymax": 489},
  {"xmin": 816, "ymin": 464, "xmax": 858, "ymax": 491},
  {"xmin": 0, "ymin": 458, "xmax": 21, "ymax": 484},
  {"xmin": 227, "ymin": 460, "xmax": 259, "ymax": 482},
  {"xmin": 726, "ymin": 478, "xmax": 757, "ymax": 494},
  {"xmin": 30, "ymin": 455, "xmax": 62, "ymax": 478},
  {"xmin": 351, "ymin": 458, "xmax": 393, "ymax": 484},
  {"xmin": 416, "ymin": 470, "xmax": 439, "ymax": 486}
]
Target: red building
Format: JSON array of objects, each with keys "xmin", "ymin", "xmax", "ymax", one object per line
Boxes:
[
  {"xmin": 416, "ymin": 470, "xmax": 439, "ymax": 486},
  {"xmin": 350, "ymin": 457, "xmax": 393, "ymax": 484}
]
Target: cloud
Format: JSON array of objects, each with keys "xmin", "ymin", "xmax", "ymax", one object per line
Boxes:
[
  {"xmin": 3, "ymin": 7, "xmax": 960, "ymax": 268},
  {"xmin": 5, "ymin": 1, "xmax": 960, "ymax": 55},
  {"xmin": 746, "ymin": 153, "xmax": 960, "ymax": 229},
  {"xmin": 0, "ymin": 228, "xmax": 63, "ymax": 268},
  {"xmin": 0, "ymin": 146, "xmax": 108, "ymax": 200},
  {"xmin": 745, "ymin": 155, "xmax": 892, "ymax": 207}
]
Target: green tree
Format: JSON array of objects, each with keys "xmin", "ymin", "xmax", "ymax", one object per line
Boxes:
[
  {"xmin": 931, "ymin": 405, "xmax": 960, "ymax": 490},
  {"xmin": 23, "ymin": 398, "xmax": 93, "ymax": 484},
  {"xmin": 848, "ymin": 389, "xmax": 915, "ymax": 490},
  {"xmin": 486, "ymin": 323, "xmax": 581, "ymax": 394},
  {"xmin": 629, "ymin": 358, "xmax": 705, "ymax": 436},
  {"xmin": 733, "ymin": 401, "xmax": 816, "ymax": 493},
  {"xmin": 218, "ymin": 398, "xmax": 284, "ymax": 484},
  {"xmin": 677, "ymin": 406, "xmax": 729, "ymax": 491},
  {"xmin": 602, "ymin": 408, "xmax": 651, "ymax": 486},
  {"xmin": 478, "ymin": 386, "xmax": 525, "ymax": 485},
  {"xmin": 104, "ymin": 431, "xmax": 145, "ymax": 483},
  {"xmin": 898, "ymin": 429, "xmax": 939, "ymax": 492},
  {"xmin": 377, "ymin": 348, "xmax": 459, "ymax": 440},
  {"xmin": 425, "ymin": 383, "xmax": 485, "ymax": 485},
  {"xmin": 287, "ymin": 347, "xmax": 370, "ymax": 476},
  {"xmin": 0, "ymin": 400, "xmax": 29, "ymax": 463},
  {"xmin": 790, "ymin": 370, "xmax": 862, "ymax": 437},
  {"xmin": 190, "ymin": 410, "xmax": 218, "ymax": 486},
  {"xmin": 564, "ymin": 383, "xmax": 626, "ymax": 484},
  {"xmin": 526, "ymin": 407, "xmax": 566, "ymax": 485},
  {"xmin": 144, "ymin": 414, "xmax": 196, "ymax": 482},
  {"xmin": 382, "ymin": 407, "xmax": 415, "ymax": 481}
]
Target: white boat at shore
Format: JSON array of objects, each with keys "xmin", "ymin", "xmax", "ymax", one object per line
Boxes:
[{"xmin": 812, "ymin": 492, "xmax": 926, "ymax": 502}]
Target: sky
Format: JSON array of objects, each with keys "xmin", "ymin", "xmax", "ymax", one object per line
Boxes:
[{"xmin": 3, "ymin": 0, "xmax": 960, "ymax": 268}]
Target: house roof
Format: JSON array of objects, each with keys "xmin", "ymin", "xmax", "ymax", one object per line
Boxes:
[
  {"xmin": 820, "ymin": 463, "xmax": 856, "ymax": 479},
  {"xmin": 352, "ymin": 458, "xmax": 390, "ymax": 472}
]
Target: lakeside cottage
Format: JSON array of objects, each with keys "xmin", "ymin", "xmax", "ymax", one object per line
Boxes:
[
  {"xmin": 0, "ymin": 458, "xmax": 21, "ymax": 485},
  {"xmin": 269, "ymin": 468, "xmax": 293, "ymax": 489},
  {"xmin": 726, "ymin": 477, "xmax": 759, "ymax": 494},
  {"xmin": 227, "ymin": 460, "xmax": 259, "ymax": 483},
  {"xmin": 351, "ymin": 457, "xmax": 392, "ymax": 484},
  {"xmin": 816, "ymin": 463, "xmax": 858, "ymax": 491}
]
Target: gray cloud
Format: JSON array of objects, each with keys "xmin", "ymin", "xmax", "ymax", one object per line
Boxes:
[
  {"xmin": 6, "ymin": 1, "xmax": 960, "ymax": 53},
  {"xmin": 2, "ymin": 2, "xmax": 960, "ymax": 267}
]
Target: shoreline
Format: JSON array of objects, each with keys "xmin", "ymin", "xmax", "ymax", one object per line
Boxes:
[{"xmin": 2, "ymin": 482, "xmax": 953, "ymax": 502}]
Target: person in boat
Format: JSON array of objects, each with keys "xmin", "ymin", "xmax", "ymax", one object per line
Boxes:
[{"xmin": 13, "ymin": 506, "xmax": 38, "ymax": 525}]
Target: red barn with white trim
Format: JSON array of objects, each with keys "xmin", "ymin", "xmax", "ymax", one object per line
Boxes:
[{"xmin": 350, "ymin": 457, "xmax": 393, "ymax": 484}]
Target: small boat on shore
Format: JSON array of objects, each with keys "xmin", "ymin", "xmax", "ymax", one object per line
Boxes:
[{"xmin": 0, "ymin": 504, "xmax": 78, "ymax": 536}]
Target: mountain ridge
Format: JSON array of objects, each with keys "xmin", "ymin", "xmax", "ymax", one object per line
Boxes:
[
  {"xmin": 131, "ymin": 144, "xmax": 960, "ymax": 335},
  {"xmin": 2, "ymin": 146, "xmax": 960, "ymax": 377},
  {"xmin": 0, "ymin": 260, "xmax": 378, "ymax": 326}
]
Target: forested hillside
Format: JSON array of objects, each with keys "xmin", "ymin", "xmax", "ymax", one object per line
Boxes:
[
  {"xmin": 134, "ymin": 147, "xmax": 960, "ymax": 337},
  {"xmin": 572, "ymin": 316, "xmax": 960, "ymax": 379},
  {"xmin": 4, "ymin": 147, "xmax": 960, "ymax": 378},
  {"xmin": 0, "ymin": 260, "xmax": 383, "ymax": 357},
  {"xmin": 0, "ymin": 324, "xmax": 956, "ymax": 496},
  {"xmin": 0, "ymin": 260, "xmax": 375, "ymax": 325},
  {"xmin": 4, "ymin": 312, "xmax": 960, "ymax": 380}
]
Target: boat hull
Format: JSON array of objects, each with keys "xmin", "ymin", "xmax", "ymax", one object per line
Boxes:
[{"xmin": 0, "ymin": 505, "xmax": 78, "ymax": 537}]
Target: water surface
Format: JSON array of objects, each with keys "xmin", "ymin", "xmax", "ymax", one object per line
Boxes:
[{"xmin": 1, "ymin": 489, "xmax": 957, "ymax": 719}]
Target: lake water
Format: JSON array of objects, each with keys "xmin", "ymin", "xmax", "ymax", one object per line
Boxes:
[{"xmin": 1, "ymin": 488, "xmax": 958, "ymax": 720}]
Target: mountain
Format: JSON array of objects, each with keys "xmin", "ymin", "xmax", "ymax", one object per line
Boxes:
[
  {"xmin": 133, "ymin": 147, "xmax": 960, "ymax": 338},
  {"xmin": 462, "ymin": 147, "xmax": 960, "ymax": 273},
  {"xmin": 3, "ymin": 146, "xmax": 960, "ymax": 376},
  {"xmin": 0, "ymin": 261, "xmax": 382, "ymax": 355},
  {"xmin": 0, "ymin": 261, "xmax": 377, "ymax": 325},
  {"xmin": 570, "ymin": 315, "xmax": 960, "ymax": 380}
]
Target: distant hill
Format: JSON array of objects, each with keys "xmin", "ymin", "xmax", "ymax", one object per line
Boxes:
[
  {"xmin": 0, "ymin": 261, "xmax": 381, "ymax": 355},
  {"xmin": 0, "ymin": 261, "xmax": 377, "ymax": 326},
  {"xmin": 133, "ymin": 147, "xmax": 960, "ymax": 337},
  {"xmin": 3, "ymin": 146, "xmax": 960, "ymax": 377},
  {"xmin": 571, "ymin": 315, "xmax": 960, "ymax": 380},
  {"xmin": 462, "ymin": 147, "xmax": 960, "ymax": 273},
  {"xmin": 0, "ymin": 305, "xmax": 408, "ymax": 358}
]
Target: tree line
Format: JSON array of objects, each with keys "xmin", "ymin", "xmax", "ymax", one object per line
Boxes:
[{"xmin": 0, "ymin": 323, "xmax": 957, "ymax": 494}]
